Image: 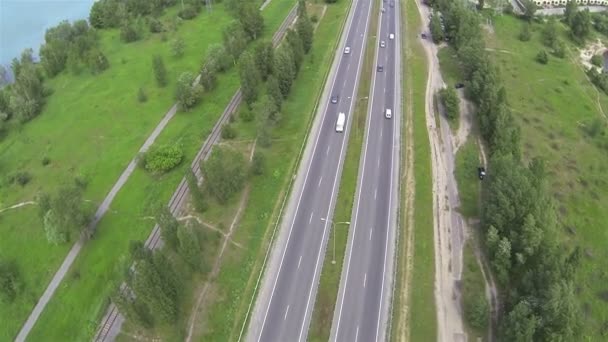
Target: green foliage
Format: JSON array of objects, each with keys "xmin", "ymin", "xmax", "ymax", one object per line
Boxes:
[
  {"xmin": 564, "ymin": 0, "xmax": 579, "ymax": 27},
  {"xmin": 501, "ymin": 300, "xmax": 540, "ymax": 341},
  {"xmin": 149, "ymin": 18, "xmax": 164, "ymax": 33},
  {"xmin": 570, "ymin": 9, "xmax": 592, "ymax": 43},
  {"xmin": 201, "ymin": 146, "xmax": 247, "ymax": 203},
  {"xmin": 254, "ymin": 41, "xmax": 274, "ymax": 81},
  {"xmin": 266, "ymin": 75, "xmax": 283, "ymax": 110},
  {"xmin": 8, "ymin": 60, "xmax": 46, "ymax": 122},
  {"xmin": 144, "ymin": 144, "xmax": 183, "ymax": 174},
  {"xmin": 239, "ymin": 106, "xmax": 254, "ymax": 122},
  {"xmin": 536, "ymin": 50, "xmax": 548, "ymax": 64},
  {"xmin": 186, "ymin": 170, "xmax": 207, "ymax": 212},
  {"xmin": 178, "ymin": 4, "xmax": 201, "ymax": 20},
  {"xmin": 8, "ymin": 171, "xmax": 32, "ymax": 187},
  {"xmin": 518, "ymin": 23, "xmax": 531, "ymax": 42},
  {"xmin": 120, "ymin": 19, "xmax": 143, "ymax": 43},
  {"xmin": 521, "ymin": 0, "xmax": 537, "ymax": 21},
  {"xmin": 439, "ymin": 86, "xmax": 459, "ymax": 120},
  {"xmin": 239, "ymin": 51, "xmax": 261, "ymax": 106},
  {"xmin": 297, "ymin": 14, "xmax": 314, "ymax": 54},
  {"xmin": 206, "ymin": 43, "xmax": 231, "ymax": 73},
  {"xmin": 200, "ymin": 65, "xmax": 217, "ymax": 92},
  {"xmin": 112, "ymin": 288, "xmax": 153, "ymax": 328},
  {"xmin": 286, "ymin": 29, "xmax": 305, "ymax": 73},
  {"xmin": 429, "ymin": 13, "xmax": 444, "ymax": 43},
  {"xmin": 551, "ymin": 39, "xmax": 566, "ymax": 58},
  {"xmin": 541, "ymin": 18, "xmax": 558, "ymax": 48},
  {"xmin": 87, "ymin": 49, "xmax": 110, "ymax": 74},
  {"xmin": 587, "ymin": 67, "xmax": 608, "ymax": 94},
  {"xmin": 238, "ymin": 2, "xmax": 264, "ymax": 41},
  {"xmin": 251, "ymin": 150, "xmax": 266, "ymax": 176},
  {"xmin": 591, "ymin": 54, "xmax": 603, "ymax": 67},
  {"xmin": 41, "ymin": 183, "xmax": 88, "ymax": 244},
  {"xmin": 137, "ymin": 87, "xmax": 148, "ymax": 102},
  {"xmin": 0, "ymin": 260, "xmax": 21, "ymax": 304},
  {"xmin": 177, "ymin": 225, "xmax": 201, "ymax": 271},
  {"xmin": 155, "ymin": 206, "xmax": 179, "ymax": 251},
  {"xmin": 152, "ymin": 54, "xmax": 168, "ymax": 87},
  {"xmin": 223, "ymin": 22, "xmax": 248, "ymax": 64},
  {"xmin": 170, "ymin": 37, "xmax": 185, "ymax": 58},
  {"xmin": 254, "ymin": 94, "xmax": 280, "ymax": 126},
  {"xmin": 465, "ymin": 294, "xmax": 489, "ymax": 331},
  {"xmin": 221, "ymin": 123, "xmax": 237, "ymax": 140},
  {"xmin": 175, "ymin": 72, "xmax": 204, "ymax": 111},
  {"xmin": 274, "ymin": 44, "xmax": 296, "ymax": 98}
]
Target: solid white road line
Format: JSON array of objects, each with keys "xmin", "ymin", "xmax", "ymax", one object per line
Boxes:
[
  {"xmin": 326, "ymin": 145, "xmax": 330, "ymax": 156},
  {"xmin": 355, "ymin": 326, "xmax": 360, "ymax": 342},
  {"xmin": 369, "ymin": 228, "xmax": 373, "ymax": 241},
  {"xmin": 363, "ymin": 273, "xmax": 367, "ymax": 288},
  {"xmin": 298, "ymin": 255, "xmax": 303, "ymax": 270},
  {"xmin": 374, "ymin": 188, "xmax": 377, "ymax": 200},
  {"xmin": 318, "ymin": 176, "xmax": 323, "ymax": 188},
  {"xmin": 309, "ymin": 212, "xmax": 314, "ymax": 224},
  {"xmin": 299, "ymin": 1, "xmax": 373, "ymax": 341},
  {"xmin": 284, "ymin": 305, "xmax": 290, "ymax": 321}
]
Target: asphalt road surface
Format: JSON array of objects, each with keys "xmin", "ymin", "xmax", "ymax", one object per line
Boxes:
[
  {"xmin": 250, "ymin": 0, "xmax": 373, "ymax": 341},
  {"xmin": 331, "ymin": 0, "xmax": 401, "ymax": 341}
]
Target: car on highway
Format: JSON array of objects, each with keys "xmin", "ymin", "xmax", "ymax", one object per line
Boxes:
[
  {"xmin": 389, "ymin": 33, "xmax": 395, "ymax": 40},
  {"xmin": 377, "ymin": 65, "xmax": 384, "ymax": 72},
  {"xmin": 455, "ymin": 82, "xmax": 465, "ymax": 89},
  {"xmin": 380, "ymin": 40, "xmax": 386, "ymax": 48},
  {"xmin": 336, "ymin": 112, "xmax": 346, "ymax": 132},
  {"xmin": 478, "ymin": 167, "xmax": 486, "ymax": 180},
  {"xmin": 382, "ymin": 7, "xmax": 386, "ymax": 13},
  {"xmin": 344, "ymin": 46, "xmax": 351, "ymax": 54},
  {"xmin": 421, "ymin": 33, "xmax": 427, "ymax": 39},
  {"xmin": 385, "ymin": 108, "xmax": 392, "ymax": 119},
  {"xmin": 331, "ymin": 95, "xmax": 339, "ymax": 104}
]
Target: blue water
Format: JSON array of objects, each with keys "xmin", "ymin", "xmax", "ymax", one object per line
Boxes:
[{"xmin": 0, "ymin": 0, "xmax": 96, "ymax": 67}]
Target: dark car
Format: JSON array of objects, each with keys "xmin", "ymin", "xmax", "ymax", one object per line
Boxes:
[
  {"xmin": 421, "ymin": 33, "xmax": 427, "ymax": 39},
  {"xmin": 455, "ymin": 82, "xmax": 465, "ymax": 89},
  {"xmin": 331, "ymin": 95, "xmax": 339, "ymax": 104},
  {"xmin": 478, "ymin": 167, "xmax": 486, "ymax": 180},
  {"xmin": 377, "ymin": 65, "xmax": 384, "ymax": 72}
]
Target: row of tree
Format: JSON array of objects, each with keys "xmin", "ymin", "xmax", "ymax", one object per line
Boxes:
[{"xmin": 432, "ymin": 0, "xmax": 581, "ymax": 340}]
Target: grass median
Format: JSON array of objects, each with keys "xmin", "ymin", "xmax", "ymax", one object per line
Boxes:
[
  {"xmin": 307, "ymin": 0, "xmax": 380, "ymax": 340},
  {"xmin": 391, "ymin": 0, "xmax": 436, "ymax": 340},
  {"xmin": 23, "ymin": 2, "xmax": 296, "ymax": 340}
]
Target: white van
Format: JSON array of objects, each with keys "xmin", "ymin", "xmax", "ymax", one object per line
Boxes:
[
  {"xmin": 389, "ymin": 33, "xmax": 395, "ymax": 40},
  {"xmin": 336, "ymin": 112, "xmax": 346, "ymax": 132},
  {"xmin": 385, "ymin": 108, "xmax": 392, "ymax": 119}
]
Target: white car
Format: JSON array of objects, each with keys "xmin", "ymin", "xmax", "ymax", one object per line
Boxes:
[
  {"xmin": 389, "ymin": 33, "xmax": 395, "ymax": 40},
  {"xmin": 336, "ymin": 112, "xmax": 346, "ymax": 132},
  {"xmin": 344, "ymin": 46, "xmax": 351, "ymax": 54},
  {"xmin": 380, "ymin": 40, "xmax": 386, "ymax": 48},
  {"xmin": 385, "ymin": 108, "xmax": 392, "ymax": 119}
]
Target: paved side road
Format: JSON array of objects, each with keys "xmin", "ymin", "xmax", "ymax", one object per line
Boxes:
[
  {"xmin": 330, "ymin": 0, "xmax": 402, "ymax": 341},
  {"xmin": 244, "ymin": 0, "xmax": 373, "ymax": 341}
]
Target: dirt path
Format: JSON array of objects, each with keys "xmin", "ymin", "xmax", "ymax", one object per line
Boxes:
[
  {"xmin": 185, "ymin": 185, "xmax": 251, "ymax": 342},
  {"xmin": 0, "ymin": 201, "xmax": 36, "ymax": 214}
]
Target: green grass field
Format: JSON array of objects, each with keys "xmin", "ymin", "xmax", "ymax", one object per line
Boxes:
[
  {"xmin": 17, "ymin": 2, "xmax": 296, "ymax": 340},
  {"xmin": 391, "ymin": 0, "xmax": 437, "ymax": 340},
  {"xmin": 461, "ymin": 241, "xmax": 488, "ymax": 340},
  {"xmin": 307, "ymin": 0, "xmax": 377, "ymax": 339},
  {"xmin": 196, "ymin": 2, "xmax": 352, "ymax": 340},
  {"xmin": 454, "ymin": 138, "xmax": 481, "ymax": 219},
  {"xmin": 486, "ymin": 14, "xmax": 608, "ymax": 339}
]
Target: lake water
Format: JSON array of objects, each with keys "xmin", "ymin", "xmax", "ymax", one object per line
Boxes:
[{"xmin": 0, "ymin": 0, "xmax": 96, "ymax": 67}]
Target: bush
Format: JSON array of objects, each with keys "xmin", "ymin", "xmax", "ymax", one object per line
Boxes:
[
  {"xmin": 137, "ymin": 87, "xmax": 148, "ymax": 103},
  {"xmin": 465, "ymin": 295, "xmax": 489, "ymax": 330},
  {"xmin": 42, "ymin": 156, "xmax": 51, "ymax": 166},
  {"xmin": 439, "ymin": 87, "xmax": 459, "ymax": 121},
  {"xmin": 518, "ymin": 23, "xmax": 531, "ymax": 42},
  {"xmin": 175, "ymin": 72, "xmax": 204, "ymax": 111},
  {"xmin": 0, "ymin": 260, "xmax": 21, "ymax": 303},
  {"xmin": 251, "ymin": 151, "xmax": 266, "ymax": 176},
  {"xmin": 88, "ymin": 50, "xmax": 110, "ymax": 74},
  {"xmin": 311, "ymin": 14, "xmax": 319, "ymax": 23},
  {"xmin": 240, "ymin": 107, "xmax": 254, "ymax": 122},
  {"xmin": 149, "ymin": 18, "xmax": 164, "ymax": 33},
  {"xmin": 536, "ymin": 50, "xmax": 548, "ymax": 64},
  {"xmin": 171, "ymin": 37, "xmax": 185, "ymax": 58},
  {"xmin": 144, "ymin": 145, "xmax": 184, "ymax": 174},
  {"xmin": 221, "ymin": 124, "xmax": 237, "ymax": 140},
  {"xmin": 120, "ymin": 21, "xmax": 142, "ymax": 43},
  {"xmin": 10, "ymin": 171, "xmax": 32, "ymax": 187},
  {"xmin": 591, "ymin": 54, "xmax": 604, "ymax": 67},
  {"xmin": 178, "ymin": 5, "xmax": 200, "ymax": 20}
]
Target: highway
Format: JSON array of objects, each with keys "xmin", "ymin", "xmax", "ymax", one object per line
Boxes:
[
  {"xmin": 246, "ymin": 0, "xmax": 373, "ymax": 340},
  {"xmin": 330, "ymin": 0, "xmax": 401, "ymax": 341}
]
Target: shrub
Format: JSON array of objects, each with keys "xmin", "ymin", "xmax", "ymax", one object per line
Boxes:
[
  {"xmin": 591, "ymin": 54, "xmax": 604, "ymax": 67},
  {"xmin": 251, "ymin": 151, "xmax": 266, "ymax": 176},
  {"xmin": 0, "ymin": 260, "xmax": 21, "ymax": 303},
  {"xmin": 240, "ymin": 107, "xmax": 254, "ymax": 122},
  {"xmin": 178, "ymin": 5, "xmax": 200, "ymax": 20},
  {"xmin": 137, "ymin": 87, "xmax": 148, "ymax": 103},
  {"xmin": 171, "ymin": 37, "xmax": 185, "ymax": 58},
  {"xmin": 465, "ymin": 295, "xmax": 489, "ymax": 330},
  {"xmin": 311, "ymin": 14, "xmax": 319, "ymax": 23},
  {"xmin": 518, "ymin": 23, "xmax": 531, "ymax": 41},
  {"xmin": 42, "ymin": 157, "xmax": 51, "ymax": 166},
  {"xmin": 88, "ymin": 50, "xmax": 110, "ymax": 74},
  {"xmin": 144, "ymin": 145, "xmax": 184, "ymax": 174},
  {"xmin": 149, "ymin": 18, "xmax": 164, "ymax": 33},
  {"xmin": 201, "ymin": 147, "xmax": 246, "ymax": 203},
  {"xmin": 120, "ymin": 21, "xmax": 142, "ymax": 43},
  {"xmin": 439, "ymin": 87, "xmax": 459, "ymax": 120},
  {"xmin": 536, "ymin": 50, "xmax": 548, "ymax": 64},
  {"xmin": 221, "ymin": 124, "xmax": 237, "ymax": 140},
  {"xmin": 10, "ymin": 171, "xmax": 32, "ymax": 187}
]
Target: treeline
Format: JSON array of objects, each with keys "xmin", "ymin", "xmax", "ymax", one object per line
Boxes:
[{"xmin": 431, "ymin": 1, "xmax": 581, "ymax": 340}]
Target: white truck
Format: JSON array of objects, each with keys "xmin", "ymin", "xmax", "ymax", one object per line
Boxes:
[{"xmin": 336, "ymin": 112, "xmax": 346, "ymax": 132}]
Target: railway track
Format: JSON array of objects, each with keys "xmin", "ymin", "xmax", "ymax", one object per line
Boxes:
[{"xmin": 93, "ymin": 5, "xmax": 298, "ymax": 341}]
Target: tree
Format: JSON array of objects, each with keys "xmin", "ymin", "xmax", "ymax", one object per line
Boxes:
[
  {"xmin": 120, "ymin": 19, "xmax": 142, "ymax": 43},
  {"xmin": 266, "ymin": 75, "xmax": 283, "ymax": 110},
  {"xmin": 522, "ymin": 0, "xmax": 537, "ymax": 22},
  {"xmin": 0, "ymin": 65, "xmax": 10, "ymax": 87},
  {"xmin": 223, "ymin": 22, "xmax": 248, "ymax": 64},
  {"xmin": 177, "ymin": 225, "xmax": 201, "ymax": 270},
  {"xmin": 175, "ymin": 72, "xmax": 204, "ymax": 111},
  {"xmin": 518, "ymin": 23, "xmax": 531, "ymax": 42},
  {"xmin": 465, "ymin": 295, "xmax": 489, "ymax": 330},
  {"xmin": 238, "ymin": 2, "xmax": 264, "ymax": 41},
  {"xmin": 536, "ymin": 50, "xmax": 548, "ymax": 64},
  {"xmin": 253, "ymin": 95, "xmax": 280, "ymax": 125},
  {"xmin": 439, "ymin": 87, "xmax": 459, "ymax": 120},
  {"xmin": 542, "ymin": 18, "xmax": 558, "ymax": 47},
  {"xmin": 501, "ymin": 300, "xmax": 539, "ymax": 342},
  {"xmin": 132, "ymin": 256, "xmax": 177, "ymax": 323},
  {"xmin": 88, "ymin": 49, "xmax": 110, "ymax": 74},
  {"xmin": 570, "ymin": 9, "xmax": 592, "ymax": 42},
  {"xmin": 564, "ymin": 0, "xmax": 579, "ymax": 27},
  {"xmin": 296, "ymin": 15, "xmax": 314, "ymax": 54},
  {"xmin": 0, "ymin": 260, "xmax": 21, "ymax": 303},
  {"xmin": 153, "ymin": 55, "xmax": 168, "ymax": 87},
  {"xmin": 254, "ymin": 41, "xmax": 274, "ymax": 80},
  {"xmin": 297, "ymin": 0, "xmax": 308, "ymax": 18},
  {"xmin": 239, "ymin": 51, "xmax": 261, "ymax": 106},
  {"xmin": 171, "ymin": 37, "xmax": 185, "ymax": 58},
  {"xmin": 41, "ymin": 183, "xmax": 88, "ymax": 244},
  {"xmin": 89, "ymin": 1, "xmax": 105, "ymax": 28},
  {"xmin": 9, "ymin": 62, "xmax": 46, "ymax": 122},
  {"xmin": 186, "ymin": 170, "xmax": 207, "ymax": 212},
  {"xmin": 274, "ymin": 45, "xmax": 296, "ymax": 98},
  {"xmin": 112, "ymin": 289, "xmax": 153, "ymax": 328},
  {"xmin": 429, "ymin": 13, "xmax": 444, "ymax": 43},
  {"xmin": 286, "ymin": 29, "xmax": 305, "ymax": 72},
  {"xmin": 201, "ymin": 147, "xmax": 247, "ymax": 203},
  {"xmin": 251, "ymin": 151, "xmax": 266, "ymax": 175},
  {"xmin": 540, "ymin": 281, "xmax": 580, "ymax": 340},
  {"xmin": 206, "ymin": 44, "xmax": 231, "ymax": 73},
  {"xmin": 200, "ymin": 66, "xmax": 217, "ymax": 92},
  {"xmin": 155, "ymin": 206, "xmax": 179, "ymax": 250}
]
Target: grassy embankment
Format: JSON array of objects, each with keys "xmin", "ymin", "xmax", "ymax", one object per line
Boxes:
[
  {"xmin": 0, "ymin": 5, "xmax": 235, "ymax": 339},
  {"xmin": 193, "ymin": 2, "xmax": 353, "ymax": 341},
  {"xmin": 484, "ymin": 15, "xmax": 608, "ymax": 339},
  {"xmin": 23, "ymin": 2, "xmax": 295, "ymax": 341},
  {"xmin": 307, "ymin": 0, "xmax": 379, "ymax": 340},
  {"xmin": 390, "ymin": 0, "xmax": 436, "ymax": 340}
]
